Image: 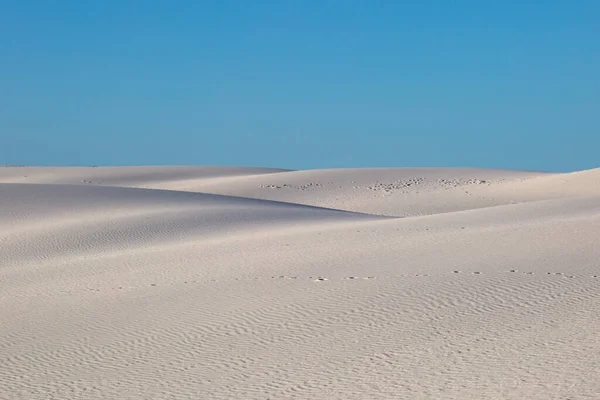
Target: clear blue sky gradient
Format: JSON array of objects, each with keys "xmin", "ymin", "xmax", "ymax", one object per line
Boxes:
[{"xmin": 2, "ymin": 1, "xmax": 599, "ymax": 171}]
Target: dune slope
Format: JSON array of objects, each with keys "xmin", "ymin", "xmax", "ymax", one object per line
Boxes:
[{"xmin": 1, "ymin": 166, "xmax": 600, "ymax": 400}]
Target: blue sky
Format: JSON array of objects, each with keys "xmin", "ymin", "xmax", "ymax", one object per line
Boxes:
[{"xmin": 1, "ymin": 1, "xmax": 598, "ymax": 171}]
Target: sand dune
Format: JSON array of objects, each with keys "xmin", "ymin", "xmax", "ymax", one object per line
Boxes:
[{"xmin": 1, "ymin": 166, "xmax": 599, "ymax": 399}]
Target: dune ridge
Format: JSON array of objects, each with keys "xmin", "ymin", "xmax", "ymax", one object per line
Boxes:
[{"xmin": 1, "ymin": 166, "xmax": 599, "ymax": 399}]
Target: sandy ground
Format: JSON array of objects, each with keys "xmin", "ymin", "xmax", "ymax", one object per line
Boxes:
[{"xmin": 1, "ymin": 166, "xmax": 599, "ymax": 399}]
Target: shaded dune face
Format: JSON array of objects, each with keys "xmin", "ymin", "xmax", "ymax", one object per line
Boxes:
[{"xmin": 1, "ymin": 166, "xmax": 600, "ymax": 400}]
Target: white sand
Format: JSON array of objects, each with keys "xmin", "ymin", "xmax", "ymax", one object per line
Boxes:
[{"xmin": 1, "ymin": 166, "xmax": 599, "ymax": 399}]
